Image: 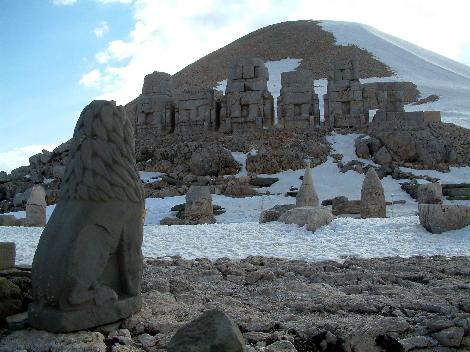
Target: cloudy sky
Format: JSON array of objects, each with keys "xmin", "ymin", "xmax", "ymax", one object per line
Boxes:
[{"xmin": 1, "ymin": 0, "xmax": 469, "ymax": 172}]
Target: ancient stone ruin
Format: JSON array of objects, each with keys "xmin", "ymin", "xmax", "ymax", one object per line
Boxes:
[
  {"xmin": 174, "ymin": 89, "xmax": 220, "ymax": 134},
  {"xmin": 128, "ymin": 71, "xmax": 174, "ymax": 148},
  {"xmin": 324, "ymin": 58, "xmax": 369, "ymax": 130},
  {"xmin": 29, "ymin": 100, "xmax": 145, "ymax": 332},
  {"xmin": 222, "ymin": 57, "xmax": 274, "ymax": 131},
  {"xmin": 360, "ymin": 168, "xmax": 386, "ymax": 218},
  {"xmin": 417, "ymin": 183, "xmax": 443, "ymax": 204},
  {"xmin": 277, "ymin": 70, "xmax": 320, "ymax": 128},
  {"xmin": 26, "ymin": 185, "xmax": 46, "ymax": 227}
]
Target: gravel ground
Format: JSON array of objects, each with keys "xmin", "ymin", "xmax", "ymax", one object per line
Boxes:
[{"xmin": 2, "ymin": 255, "xmax": 470, "ymax": 351}]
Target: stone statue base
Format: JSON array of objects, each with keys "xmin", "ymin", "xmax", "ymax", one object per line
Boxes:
[{"xmin": 28, "ymin": 296, "xmax": 141, "ymax": 333}]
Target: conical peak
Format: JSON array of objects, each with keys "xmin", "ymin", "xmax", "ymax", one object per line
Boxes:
[
  {"xmin": 302, "ymin": 163, "xmax": 313, "ymax": 186},
  {"xmin": 363, "ymin": 167, "xmax": 382, "ymax": 188}
]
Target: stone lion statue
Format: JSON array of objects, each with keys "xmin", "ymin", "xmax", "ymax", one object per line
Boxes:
[{"xmin": 29, "ymin": 100, "xmax": 145, "ymax": 332}]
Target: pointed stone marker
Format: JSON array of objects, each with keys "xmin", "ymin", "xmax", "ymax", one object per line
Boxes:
[
  {"xmin": 296, "ymin": 161, "xmax": 319, "ymax": 207},
  {"xmin": 360, "ymin": 168, "xmax": 386, "ymax": 218}
]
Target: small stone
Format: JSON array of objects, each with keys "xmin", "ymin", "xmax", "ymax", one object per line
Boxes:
[
  {"xmin": 399, "ymin": 335, "xmax": 438, "ymax": 351},
  {"xmin": 265, "ymin": 340, "xmax": 298, "ymax": 352},
  {"xmin": 137, "ymin": 333, "xmax": 157, "ymax": 348},
  {"xmin": 5, "ymin": 311, "xmax": 28, "ymax": 330}
]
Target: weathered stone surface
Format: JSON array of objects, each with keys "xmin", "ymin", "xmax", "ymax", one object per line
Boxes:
[
  {"xmin": 26, "ymin": 185, "xmax": 47, "ymax": 227},
  {"xmin": 431, "ymin": 327, "xmax": 464, "ymax": 347},
  {"xmin": 184, "ymin": 185, "xmax": 215, "ymax": 224},
  {"xmin": 419, "ymin": 204, "xmax": 470, "ymax": 234},
  {"xmin": 373, "ymin": 146, "xmax": 392, "ymax": 165},
  {"xmin": 278, "ymin": 70, "xmax": 320, "ymax": 129},
  {"xmin": 0, "ymin": 329, "xmax": 107, "ymax": 352},
  {"xmin": 296, "ymin": 162, "xmax": 319, "ymax": 207},
  {"xmin": 355, "ymin": 137, "xmax": 370, "ymax": 159},
  {"xmin": 190, "ymin": 146, "xmax": 239, "ymax": 176},
  {"xmin": 0, "ymin": 277, "xmax": 22, "ymax": 321},
  {"xmin": 250, "ymin": 177, "xmax": 279, "ymax": 187},
  {"xmin": 399, "ymin": 335, "xmax": 438, "ymax": 351},
  {"xmin": 265, "ymin": 340, "xmax": 298, "ymax": 352},
  {"xmin": 361, "ymin": 168, "xmax": 386, "ymax": 218},
  {"xmin": 417, "ymin": 183, "xmax": 442, "ymax": 204},
  {"xmin": 278, "ymin": 206, "xmax": 334, "ymax": 232},
  {"xmin": 29, "ymin": 100, "xmax": 145, "ymax": 332},
  {"xmin": 0, "ymin": 215, "xmax": 17, "ymax": 227},
  {"xmin": 332, "ymin": 197, "xmax": 361, "ymax": 215},
  {"xmin": 0, "ymin": 242, "xmax": 15, "ymax": 269},
  {"xmin": 259, "ymin": 204, "xmax": 295, "ymax": 223},
  {"xmin": 167, "ymin": 309, "xmax": 244, "ymax": 352}
]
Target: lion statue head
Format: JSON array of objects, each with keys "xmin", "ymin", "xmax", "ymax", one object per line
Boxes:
[{"xmin": 60, "ymin": 100, "xmax": 144, "ymax": 202}]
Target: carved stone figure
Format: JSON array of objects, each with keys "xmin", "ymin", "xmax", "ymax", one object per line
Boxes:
[
  {"xmin": 296, "ymin": 161, "xmax": 319, "ymax": 207},
  {"xmin": 29, "ymin": 100, "xmax": 145, "ymax": 332},
  {"xmin": 360, "ymin": 168, "xmax": 386, "ymax": 218}
]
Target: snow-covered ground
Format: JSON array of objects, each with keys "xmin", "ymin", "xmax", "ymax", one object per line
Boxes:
[
  {"xmin": 320, "ymin": 20, "xmax": 470, "ymax": 128},
  {"xmin": 2, "ymin": 134, "xmax": 469, "ymax": 265},
  {"xmin": 2, "ymin": 216, "xmax": 469, "ymax": 266}
]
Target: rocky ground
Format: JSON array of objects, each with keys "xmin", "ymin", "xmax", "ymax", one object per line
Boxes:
[{"xmin": 1, "ymin": 255, "xmax": 470, "ymax": 351}]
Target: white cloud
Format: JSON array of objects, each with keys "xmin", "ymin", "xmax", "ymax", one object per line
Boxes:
[
  {"xmin": 0, "ymin": 145, "xmax": 58, "ymax": 174},
  {"xmin": 93, "ymin": 21, "xmax": 109, "ymax": 38},
  {"xmin": 98, "ymin": 0, "xmax": 133, "ymax": 3},
  {"xmin": 79, "ymin": 69, "xmax": 102, "ymax": 88},
  {"xmin": 52, "ymin": 0, "xmax": 77, "ymax": 5},
  {"xmin": 81, "ymin": 0, "xmax": 470, "ymax": 105}
]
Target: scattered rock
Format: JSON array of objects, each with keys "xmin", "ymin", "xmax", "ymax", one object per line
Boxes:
[
  {"xmin": 259, "ymin": 204, "xmax": 295, "ymax": 223},
  {"xmin": 265, "ymin": 340, "xmax": 298, "ymax": 352},
  {"xmin": 167, "ymin": 309, "xmax": 244, "ymax": 352},
  {"xmin": 250, "ymin": 177, "xmax": 279, "ymax": 187},
  {"xmin": 278, "ymin": 206, "xmax": 334, "ymax": 232},
  {"xmin": 373, "ymin": 146, "xmax": 393, "ymax": 165},
  {"xmin": 431, "ymin": 327, "xmax": 464, "ymax": 347}
]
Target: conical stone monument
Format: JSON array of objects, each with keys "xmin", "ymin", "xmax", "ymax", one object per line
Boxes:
[
  {"xmin": 296, "ymin": 161, "xmax": 319, "ymax": 207},
  {"xmin": 26, "ymin": 185, "xmax": 47, "ymax": 227},
  {"xmin": 29, "ymin": 100, "xmax": 145, "ymax": 332},
  {"xmin": 360, "ymin": 168, "xmax": 386, "ymax": 218}
]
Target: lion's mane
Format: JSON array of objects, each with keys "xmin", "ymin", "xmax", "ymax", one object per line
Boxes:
[{"xmin": 60, "ymin": 100, "xmax": 144, "ymax": 202}]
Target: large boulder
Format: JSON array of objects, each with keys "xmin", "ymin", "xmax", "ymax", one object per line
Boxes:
[
  {"xmin": 278, "ymin": 206, "xmax": 334, "ymax": 232},
  {"xmin": 417, "ymin": 183, "xmax": 442, "ymax": 204},
  {"xmin": 259, "ymin": 204, "xmax": 295, "ymax": 223},
  {"xmin": 190, "ymin": 146, "xmax": 239, "ymax": 176},
  {"xmin": 0, "ymin": 215, "xmax": 17, "ymax": 227},
  {"xmin": 361, "ymin": 168, "xmax": 386, "ymax": 218},
  {"xmin": 419, "ymin": 204, "xmax": 470, "ymax": 233},
  {"xmin": 373, "ymin": 146, "xmax": 393, "ymax": 165},
  {"xmin": 167, "ymin": 309, "xmax": 244, "ymax": 352}
]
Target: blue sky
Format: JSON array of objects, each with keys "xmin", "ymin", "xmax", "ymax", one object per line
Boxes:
[{"xmin": 1, "ymin": 0, "xmax": 469, "ymax": 172}]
